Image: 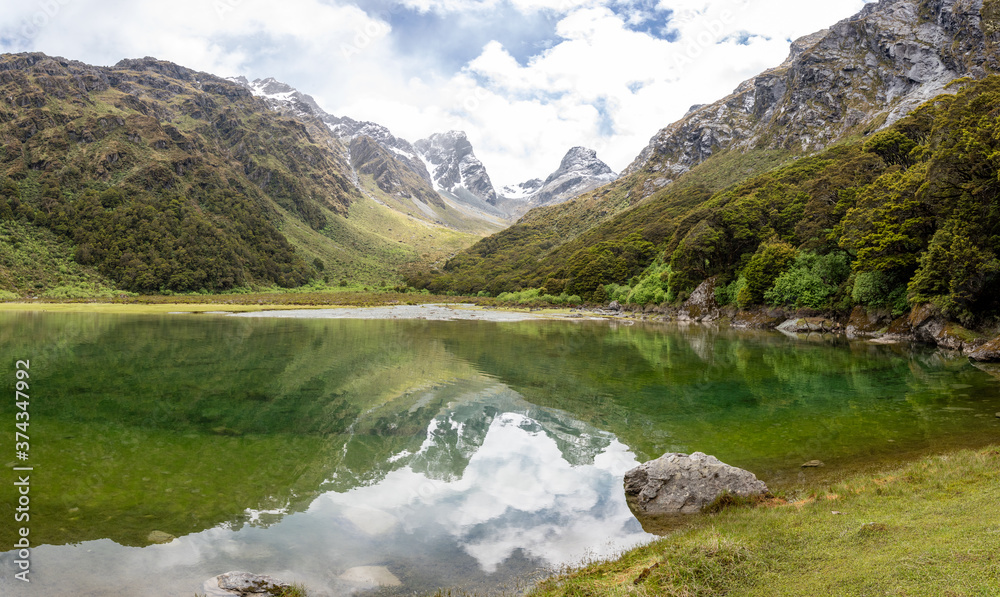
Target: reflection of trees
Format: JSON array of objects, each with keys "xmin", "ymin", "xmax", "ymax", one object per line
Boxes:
[{"xmin": 0, "ymin": 314, "xmax": 485, "ymax": 547}]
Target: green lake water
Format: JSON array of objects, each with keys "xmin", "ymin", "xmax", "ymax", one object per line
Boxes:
[{"xmin": 1, "ymin": 311, "xmax": 998, "ymax": 596}]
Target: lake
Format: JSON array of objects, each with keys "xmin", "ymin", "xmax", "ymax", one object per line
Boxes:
[{"xmin": 1, "ymin": 311, "xmax": 998, "ymax": 596}]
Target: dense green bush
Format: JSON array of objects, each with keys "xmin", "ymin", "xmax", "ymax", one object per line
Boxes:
[
  {"xmin": 862, "ymin": 130, "xmax": 918, "ymax": 167},
  {"xmin": 565, "ymin": 233, "xmax": 657, "ymax": 300},
  {"xmin": 765, "ymin": 252, "xmax": 850, "ymax": 309},
  {"xmin": 736, "ymin": 241, "xmax": 797, "ymax": 308},
  {"xmin": 625, "ymin": 264, "xmax": 673, "ymax": 305},
  {"xmin": 495, "ymin": 287, "xmax": 582, "ymax": 306},
  {"xmin": 715, "ymin": 276, "xmax": 746, "ymax": 306},
  {"xmin": 851, "ymin": 270, "xmax": 909, "ymax": 313}
]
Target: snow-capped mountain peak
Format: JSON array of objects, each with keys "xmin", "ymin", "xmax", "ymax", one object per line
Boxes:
[
  {"xmin": 504, "ymin": 146, "xmax": 617, "ymax": 210},
  {"xmin": 414, "ymin": 131, "xmax": 500, "ymax": 207}
]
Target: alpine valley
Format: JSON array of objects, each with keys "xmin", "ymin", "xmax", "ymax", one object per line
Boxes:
[
  {"xmin": 0, "ymin": 53, "xmax": 615, "ymax": 295},
  {"xmin": 3, "ymin": 0, "xmax": 1000, "ymax": 340}
]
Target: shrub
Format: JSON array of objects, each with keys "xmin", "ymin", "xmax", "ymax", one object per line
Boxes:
[
  {"xmin": 862, "ymin": 130, "xmax": 918, "ymax": 167},
  {"xmin": 908, "ymin": 220, "xmax": 1000, "ymax": 325},
  {"xmin": 765, "ymin": 252, "xmax": 850, "ymax": 309},
  {"xmin": 625, "ymin": 262, "xmax": 672, "ymax": 305},
  {"xmin": 736, "ymin": 241, "xmax": 797, "ymax": 308},
  {"xmin": 851, "ymin": 270, "xmax": 909, "ymax": 313}
]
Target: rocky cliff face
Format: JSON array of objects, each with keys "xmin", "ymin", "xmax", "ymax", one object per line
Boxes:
[
  {"xmin": 327, "ymin": 115, "xmax": 437, "ymax": 191},
  {"xmin": 625, "ymin": 0, "xmax": 999, "ymax": 195},
  {"xmin": 347, "ymin": 135, "xmax": 445, "ymax": 208},
  {"xmin": 414, "ymin": 131, "xmax": 500, "ymax": 207}
]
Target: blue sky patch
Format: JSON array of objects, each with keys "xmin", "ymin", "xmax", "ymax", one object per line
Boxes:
[
  {"xmin": 352, "ymin": 0, "xmax": 563, "ymax": 73},
  {"xmin": 610, "ymin": 0, "xmax": 674, "ymax": 39}
]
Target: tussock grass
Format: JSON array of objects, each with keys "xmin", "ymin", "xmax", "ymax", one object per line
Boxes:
[
  {"xmin": 530, "ymin": 446, "xmax": 1000, "ymax": 596},
  {"xmin": 0, "ymin": 289, "xmax": 527, "ymax": 314}
]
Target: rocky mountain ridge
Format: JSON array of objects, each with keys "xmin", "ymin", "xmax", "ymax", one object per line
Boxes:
[
  {"xmin": 231, "ymin": 77, "xmax": 523, "ymax": 220},
  {"xmin": 228, "ymin": 77, "xmax": 440, "ymax": 204},
  {"xmin": 231, "ymin": 77, "xmax": 622, "ymax": 217},
  {"xmin": 625, "ymin": 0, "xmax": 1000, "ymax": 195},
  {"xmin": 504, "ymin": 147, "xmax": 618, "ymax": 211}
]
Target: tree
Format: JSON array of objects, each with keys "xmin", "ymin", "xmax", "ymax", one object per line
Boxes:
[
  {"xmin": 908, "ymin": 219, "xmax": 1000, "ymax": 325},
  {"xmin": 863, "ymin": 130, "xmax": 918, "ymax": 167},
  {"xmin": 839, "ymin": 164, "xmax": 934, "ymax": 274}
]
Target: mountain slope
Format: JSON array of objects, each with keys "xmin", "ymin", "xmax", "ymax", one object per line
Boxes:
[
  {"xmin": 418, "ymin": 0, "xmax": 1000, "ymax": 308},
  {"xmin": 0, "ymin": 54, "xmax": 488, "ymax": 295},
  {"xmin": 626, "ymin": 0, "xmax": 998, "ymax": 186},
  {"xmin": 415, "ymin": 131, "xmax": 502, "ymax": 208},
  {"xmin": 0, "ymin": 53, "xmax": 364, "ymax": 293}
]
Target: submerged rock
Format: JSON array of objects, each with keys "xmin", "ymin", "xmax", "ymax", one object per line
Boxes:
[
  {"xmin": 204, "ymin": 571, "xmax": 291, "ymax": 596},
  {"xmin": 624, "ymin": 452, "xmax": 768, "ymax": 522},
  {"xmin": 339, "ymin": 566, "xmax": 402, "ymax": 587},
  {"xmin": 146, "ymin": 530, "xmax": 175, "ymax": 544},
  {"xmin": 731, "ymin": 308, "xmax": 786, "ymax": 330},
  {"xmin": 777, "ymin": 317, "xmax": 838, "ymax": 334}
]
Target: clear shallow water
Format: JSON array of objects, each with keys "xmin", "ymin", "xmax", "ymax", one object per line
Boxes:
[{"xmin": 1, "ymin": 312, "xmax": 999, "ymax": 596}]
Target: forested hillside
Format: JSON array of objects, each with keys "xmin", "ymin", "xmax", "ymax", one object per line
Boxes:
[
  {"xmin": 415, "ymin": 76, "xmax": 1000, "ymax": 327},
  {"xmin": 0, "ymin": 53, "xmax": 365, "ymax": 293}
]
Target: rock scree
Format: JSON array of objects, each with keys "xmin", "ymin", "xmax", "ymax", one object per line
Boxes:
[{"xmin": 624, "ymin": 452, "xmax": 769, "ymax": 520}]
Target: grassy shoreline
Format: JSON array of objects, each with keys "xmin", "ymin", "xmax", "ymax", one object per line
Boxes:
[
  {"xmin": 529, "ymin": 445, "xmax": 1000, "ymax": 597},
  {"xmin": 0, "ymin": 291, "xmax": 493, "ymax": 314}
]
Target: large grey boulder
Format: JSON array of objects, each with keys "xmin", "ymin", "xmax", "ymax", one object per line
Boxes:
[
  {"xmin": 678, "ymin": 277, "xmax": 721, "ymax": 322},
  {"xmin": 624, "ymin": 452, "xmax": 768, "ymax": 518}
]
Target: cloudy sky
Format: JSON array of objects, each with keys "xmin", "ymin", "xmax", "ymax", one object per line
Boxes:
[{"xmin": 2, "ymin": 0, "xmax": 871, "ymax": 187}]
